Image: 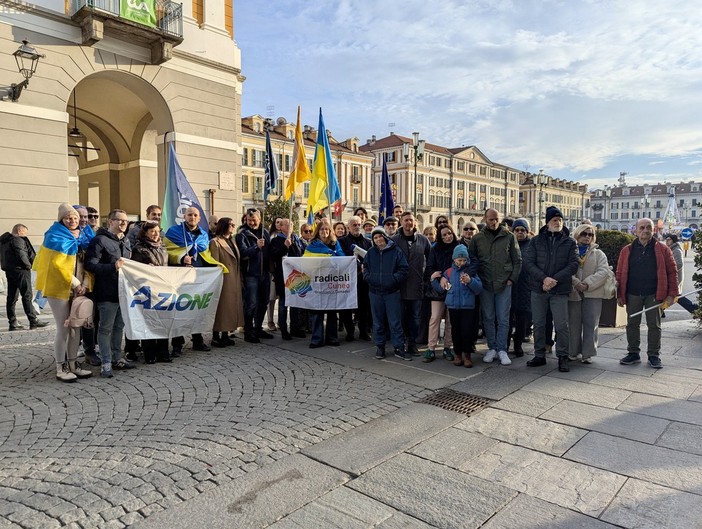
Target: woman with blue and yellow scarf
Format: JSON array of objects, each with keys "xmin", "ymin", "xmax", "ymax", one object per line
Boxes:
[{"xmin": 33, "ymin": 203, "xmax": 93, "ymax": 382}]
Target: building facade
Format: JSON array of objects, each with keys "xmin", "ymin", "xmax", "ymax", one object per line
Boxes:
[
  {"xmin": 589, "ymin": 181, "xmax": 702, "ymax": 232},
  {"xmin": 241, "ymin": 114, "xmax": 374, "ymax": 221},
  {"xmin": 1, "ymin": 0, "xmax": 243, "ymax": 239},
  {"xmin": 520, "ymin": 172, "xmax": 590, "ymax": 231}
]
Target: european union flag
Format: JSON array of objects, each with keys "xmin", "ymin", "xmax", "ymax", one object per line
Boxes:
[
  {"xmin": 378, "ymin": 157, "xmax": 395, "ymax": 224},
  {"xmin": 264, "ymin": 130, "xmax": 279, "ymax": 201}
]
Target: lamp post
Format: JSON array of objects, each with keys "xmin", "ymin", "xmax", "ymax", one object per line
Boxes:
[
  {"xmin": 403, "ymin": 131, "xmax": 425, "ymax": 216},
  {"xmin": 0, "ymin": 40, "xmax": 45, "ymax": 102},
  {"xmin": 604, "ymin": 186, "xmax": 612, "ymax": 229},
  {"xmin": 534, "ymin": 169, "xmax": 546, "ymax": 227}
]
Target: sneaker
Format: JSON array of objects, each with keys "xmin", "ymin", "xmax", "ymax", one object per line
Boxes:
[
  {"xmin": 56, "ymin": 362, "xmax": 77, "ymax": 382},
  {"xmin": 422, "ymin": 349, "xmax": 435, "ymax": 363},
  {"xmin": 620, "ymin": 353, "xmax": 641, "ymax": 365},
  {"xmin": 442, "ymin": 347, "xmax": 454, "ymax": 361},
  {"xmin": 648, "ymin": 356, "xmax": 663, "ymax": 369},
  {"xmin": 394, "ymin": 349, "xmax": 412, "ymax": 361},
  {"xmin": 407, "ymin": 344, "xmax": 421, "ymax": 357},
  {"xmin": 568, "ymin": 353, "xmax": 581, "ymax": 361},
  {"xmin": 498, "ymin": 350, "xmax": 512, "ymax": 366},
  {"xmin": 483, "ymin": 349, "xmax": 497, "ymax": 363},
  {"xmin": 581, "ymin": 357, "xmax": 593, "ymax": 364},
  {"xmin": 30, "ymin": 320, "xmax": 49, "ymax": 329},
  {"xmin": 267, "ymin": 323, "xmax": 277, "ymax": 332},
  {"xmin": 69, "ymin": 361, "xmax": 93, "ymax": 378},
  {"xmin": 114, "ymin": 359, "xmax": 136, "ymax": 369},
  {"xmin": 101, "ymin": 367, "xmax": 113, "ymax": 378},
  {"xmin": 84, "ymin": 350, "xmax": 101, "ymax": 366},
  {"xmin": 375, "ymin": 347, "xmax": 386, "ymax": 359}
]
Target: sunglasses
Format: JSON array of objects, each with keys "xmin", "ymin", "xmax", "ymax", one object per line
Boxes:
[
  {"xmin": 302, "ymin": 229, "xmax": 312, "ymax": 233},
  {"xmin": 87, "ymin": 214, "xmax": 99, "ymax": 219},
  {"xmin": 581, "ymin": 232, "xmax": 594, "ymax": 237},
  {"xmin": 463, "ymin": 227, "xmax": 476, "ymax": 231}
]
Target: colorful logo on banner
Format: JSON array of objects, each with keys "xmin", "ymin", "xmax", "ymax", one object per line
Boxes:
[{"xmin": 285, "ymin": 269, "xmax": 313, "ymax": 298}]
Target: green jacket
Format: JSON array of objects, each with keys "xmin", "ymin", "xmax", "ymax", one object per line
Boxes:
[{"xmin": 468, "ymin": 226, "xmax": 522, "ymax": 293}]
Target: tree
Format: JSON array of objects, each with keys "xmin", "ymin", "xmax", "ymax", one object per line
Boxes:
[{"xmin": 263, "ymin": 197, "xmax": 300, "ymax": 233}]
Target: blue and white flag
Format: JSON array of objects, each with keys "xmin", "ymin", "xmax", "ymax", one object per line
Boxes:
[{"xmin": 162, "ymin": 142, "xmax": 208, "ymax": 232}]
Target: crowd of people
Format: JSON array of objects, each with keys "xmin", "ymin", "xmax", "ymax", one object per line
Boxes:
[{"xmin": 1, "ymin": 199, "xmax": 692, "ymax": 382}]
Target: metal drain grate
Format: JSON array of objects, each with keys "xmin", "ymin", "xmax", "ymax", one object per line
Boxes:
[{"xmin": 417, "ymin": 389, "xmax": 494, "ymax": 416}]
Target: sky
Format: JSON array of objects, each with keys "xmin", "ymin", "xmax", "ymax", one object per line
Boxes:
[{"xmin": 235, "ymin": 0, "xmax": 702, "ymax": 190}]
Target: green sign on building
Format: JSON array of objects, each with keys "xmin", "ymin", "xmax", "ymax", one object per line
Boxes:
[{"xmin": 120, "ymin": 0, "xmax": 157, "ymax": 28}]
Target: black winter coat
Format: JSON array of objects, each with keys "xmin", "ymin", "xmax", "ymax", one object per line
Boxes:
[
  {"xmin": 523, "ymin": 226, "xmax": 578, "ymax": 295},
  {"xmin": 269, "ymin": 233, "xmax": 305, "ymax": 296},
  {"xmin": 0, "ymin": 232, "xmax": 35, "ymax": 271},
  {"xmin": 85, "ymin": 228, "xmax": 131, "ymax": 302},
  {"xmin": 512, "ymin": 237, "xmax": 532, "ymax": 310}
]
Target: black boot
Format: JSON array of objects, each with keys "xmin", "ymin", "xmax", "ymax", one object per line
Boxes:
[
  {"xmin": 526, "ymin": 356, "xmax": 546, "ymax": 367},
  {"xmin": 558, "ymin": 356, "xmax": 570, "ymax": 372}
]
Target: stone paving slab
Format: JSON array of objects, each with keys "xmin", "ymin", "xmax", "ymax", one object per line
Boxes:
[
  {"xmin": 465, "ymin": 442, "xmax": 627, "ymax": 517},
  {"xmin": 347, "ymin": 453, "xmax": 516, "ymax": 529},
  {"xmin": 482, "ymin": 493, "xmax": 619, "ymax": 529},
  {"xmin": 655, "ymin": 421, "xmax": 702, "ymax": 456},
  {"xmin": 489, "ymin": 389, "xmax": 562, "ymax": 417},
  {"xmin": 302, "ymin": 403, "xmax": 463, "ymax": 476},
  {"xmin": 652, "ymin": 366, "xmax": 702, "ymax": 383},
  {"xmin": 131, "ymin": 454, "xmax": 348, "ymax": 529},
  {"xmin": 522, "ymin": 376, "xmax": 632, "ymax": 408},
  {"xmin": 450, "ymin": 366, "xmax": 546, "ymax": 400},
  {"xmin": 617, "ymin": 392, "xmax": 702, "ymax": 425},
  {"xmin": 267, "ymin": 485, "xmax": 435, "ymax": 529},
  {"xmin": 689, "ymin": 385, "xmax": 702, "ymax": 403},
  {"xmin": 539, "ymin": 400, "xmax": 670, "ymax": 444},
  {"xmin": 455, "ymin": 408, "xmax": 587, "ymax": 456},
  {"xmin": 565, "ymin": 432, "xmax": 702, "ymax": 494},
  {"xmin": 601, "ymin": 478, "xmax": 702, "ymax": 529},
  {"xmin": 408, "ymin": 427, "xmax": 498, "ymax": 469},
  {"xmin": 589, "ymin": 371, "xmax": 698, "ymax": 399}
]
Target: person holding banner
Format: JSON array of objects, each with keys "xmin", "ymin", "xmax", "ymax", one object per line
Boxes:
[
  {"xmin": 209, "ymin": 217, "xmax": 244, "ymax": 347},
  {"xmin": 163, "ymin": 207, "xmax": 222, "ymax": 355},
  {"xmin": 130, "ymin": 221, "xmax": 171, "ymax": 363},
  {"xmin": 270, "ymin": 218, "xmax": 306, "ymax": 340},
  {"xmin": 304, "ymin": 223, "xmax": 344, "ymax": 348},
  {"xmin": 32, "ymin": 203, "xmax": 94, "ymax": 382},
  {"xmin": 339, "ymin": 216, "xmax": 373, "ymax": 342},
  {"xmin": 363, "ymin": 226, "xmax": 409, "ymax": 360}
]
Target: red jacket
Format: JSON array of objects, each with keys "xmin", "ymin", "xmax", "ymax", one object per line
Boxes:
[{"xmin": 616, "ymin": 239, "xmax": 679, "ymax": 304}]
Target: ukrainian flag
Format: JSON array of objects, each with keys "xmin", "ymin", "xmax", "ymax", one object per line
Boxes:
[
  {"xmin": 32, "ymin": 222, "xmax": 81, "ymax": 300},
  {"xmin": 308, "ymin": 108, "xmax": 341, "ymax": 215}
]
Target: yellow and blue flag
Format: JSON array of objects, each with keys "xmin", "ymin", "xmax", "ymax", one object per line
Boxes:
[
  {"xmin": 32, "ymin": 222, "xmax": 80, "ymax": 300},
  {"xmin": 308, "ymin": 108, "xmax": 341, "ymax": 215}
]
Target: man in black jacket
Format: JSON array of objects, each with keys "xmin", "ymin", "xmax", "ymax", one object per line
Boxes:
[
  {"xmin": 1, "ymin": 224, "xmax": 48, "ymax": 330},
  {"xmin": 523, "ymin": 206, "xmax": 578, "ymax": 372},
  {"xmin": 338, "ymin": 215, "xmax": 372, "ymax": 341},
  {"xmin": 85, "ymin": 209, "xmax": 134, "ymax": 378},
  {"xmin": 270, "ymin": 219, "xmax": 306, "ymax": 340}
]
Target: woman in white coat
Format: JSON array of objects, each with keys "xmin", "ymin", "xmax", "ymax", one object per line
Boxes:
[{"xmin": 568, "ymin": 224, "xmax": 610, "ymax": 363}]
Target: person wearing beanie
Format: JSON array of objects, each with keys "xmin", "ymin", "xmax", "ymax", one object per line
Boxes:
[
  {"xmin": 424, "ymin": 225, "xmax": 459, "ymax": 364},
  {"xmin": 468, "ymin": 208, "xmax": 522, "ymax": 366},
  {"xmin": 431, "ymin": 243, "xmax": 483, "ymax": 368},
  {"xmin": 383, "ymin": 216, "xmax": 399, "ymax": 237},
  {"xmin": 508, "ymin": 218, "xmax": 533, "ymax": 356},
  {"xmin": 32, "ymin": 203, "xmax": 93, "ymax": 382},
  {"xmin": 363, "ymin": 225, "xmax": 409, "ymax": 360},
  {"xmin": 523, "ymin": 204, "xmax": 578, "ymax": 372}
]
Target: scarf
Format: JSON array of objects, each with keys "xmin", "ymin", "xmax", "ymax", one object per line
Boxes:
[{"xmin": 33, "ymin": 222, "xmax": 80, "ymax": 300}]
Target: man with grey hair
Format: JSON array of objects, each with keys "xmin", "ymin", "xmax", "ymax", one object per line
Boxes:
[
  {"xmin": 339, "ymin": 215, "xmax": 372, "ymax": 341},
  {"xmin": 1, "ymin": 224, "xmax": 48, "ymax": 330}
]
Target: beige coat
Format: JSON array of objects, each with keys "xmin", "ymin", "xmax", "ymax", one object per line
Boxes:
[
  {"xmin": 209, "ymin": 236, "xmax": 244, "ymax": 332},
  {"xmin": 569, "ymin": 244, "xmax": 610, "ymax": 301}
]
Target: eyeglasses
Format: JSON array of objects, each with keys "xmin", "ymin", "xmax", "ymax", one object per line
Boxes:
[
  {"xmin": 302, "ymin": 229, "xmax": 312, "ymax": 233},
  {"xmin": 581, "ymin": 232, "xmax": 594, "ymax": 237},
  {"xmin": 87, "ymin": 214, "xmax": 99, "ymax": 219},
  {"xmin": 463, "ymin": 227, "xmax": 476, "ymax": 231},
  {"xmin": 113, "ymin": 219, "xmax": 129, "ymax": 224}
]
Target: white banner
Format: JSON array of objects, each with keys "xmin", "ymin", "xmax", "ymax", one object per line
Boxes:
[
  {"xmin": 282, "ymin": 257, "xmax": 357, "ymax": 310},
  {"xmin": 118, "ymin": 260, "xmax": 223, "ymax": 339}
]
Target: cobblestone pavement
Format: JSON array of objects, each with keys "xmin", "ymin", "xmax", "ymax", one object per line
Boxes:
[{"xmin": 0, "ymin": 329, "xmax": 430, "ymax": 528}]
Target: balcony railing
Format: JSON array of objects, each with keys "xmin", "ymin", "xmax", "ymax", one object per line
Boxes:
[{"xmin": 71, "ymin": 0, "xmax": 183, "ymax": 39}]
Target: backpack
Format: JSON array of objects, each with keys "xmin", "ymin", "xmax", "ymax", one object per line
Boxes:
[{"xmin": 64, "ymin": 296, "xmax": 94, "ymax": 328}]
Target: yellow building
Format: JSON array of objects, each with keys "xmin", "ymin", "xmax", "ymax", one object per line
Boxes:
[
  {"xmin": 1, "ymin": 0, "xmax": 243, "ymax": 237},
  {"xmin": 360, "ymin": 133, "xmax": 521, "ymax": 230},
  {"xmin": 241, "ymin": 114, "xmax": 374, "ymax": 220},
  {"xmin": 520, "ymin": 172, "xmax": 589, "ymax": 230}
]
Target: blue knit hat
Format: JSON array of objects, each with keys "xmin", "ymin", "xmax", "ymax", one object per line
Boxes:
[
  {"xmin": 452, "ymin": 245, "xmax": 468, "ymax": 260},
  {"xmin": 512, "ymin": 218, "xmax": 530, "ymax": 231}
]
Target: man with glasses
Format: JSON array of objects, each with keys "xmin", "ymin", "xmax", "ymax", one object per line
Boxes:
[
  {"xmin": 86, "ymin": 207, "xmax": 100, "ymax": 229},
  {"xmin": 523, "ymin": 206, "xmax": 578, "ymax": 372},
  {"xmin": 469, "ymin": 209, "xmax": 522, "ymax": 366},
  {"xmin": 339, "ymin": 215, "xmax": 372, "ymax": 341},
  {"xmin": 616, "ymin": 218, "xmax": 678, "ymax": 369},
  {"xmin": 85, "ymin": 209, "xmax": 134, "ymax": 378}
]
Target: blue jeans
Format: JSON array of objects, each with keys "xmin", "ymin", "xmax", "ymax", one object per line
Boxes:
[
  {"xmin": 531, "ymin": 292, "xmax": 569, "ymax": 358},
  {"xmin": 480, "ymin": 286, "xmax": 512, "ymax": 352},
  {"xmin": 97, "ymin": 302, "xmax": 124, "ymax": 366},
  {"xmin": 371, "ymin": 291, "xmax": 405, "ymax": 350},
  {"xmin": 400, "ymin": 299, "xmax": 422, "ymax": 346},
  {"xmin": 243, "ymin": 274, "xmax": 270, "ymax": 335}
]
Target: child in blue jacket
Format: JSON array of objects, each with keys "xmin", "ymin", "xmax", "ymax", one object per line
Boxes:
[{"xmin": 432, "ymin": 245, "xmax": 483, "ymax": 367}]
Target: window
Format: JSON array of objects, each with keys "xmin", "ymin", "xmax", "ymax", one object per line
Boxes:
[
  {"xmin": 285, "ymin": 155, "xmax": 291, "ymax": 171},
  {"xmin": 479, "ymin": 166, "xmax": 487, "ymax": 176},
  {"xmin": 242, "ymin": 174, "xmax": 249, "ymax": 193},
  {"xmin": 276, "ymin": 154, "xmax": 283, "ymax": 170},
  {"xmin": 253, "ymin": 150, "xmax": 264, "ymax": 168},
  {"xmin": 303, "ymin": 182, "xmax": 310, "ymax": 198},
  {"xmin": 353, "ymin": 188, "xmax": 359, "ymax": 205},
  {"xmin": 386, "ymin": 151, "xmax": 397, "ymax": 162},
  {"xmin": 243, "ymin": 148, "xmax": 249, "ymax": 166},
  {"xmin": 469, "ymin": 164, "xmax": 476, "ymax": 174},
  {"xmin": 456, "ymin": 196, "xmax": 465, "ymax": 209},
  {"xmin": 456, "ymin": 161, "xmax": 465, "ymax": 172}
]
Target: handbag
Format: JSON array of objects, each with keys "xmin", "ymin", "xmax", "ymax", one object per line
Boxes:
[{"xmin": 603, "ymin": 266, "xmax": 617, "ymax": 300}]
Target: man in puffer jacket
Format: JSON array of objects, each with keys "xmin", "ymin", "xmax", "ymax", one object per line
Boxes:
[
  {"xmin": 363, "ymin": 227, "xmax": 409, "ymax": 360},
  {"xmin": 523, "ymin": 206, "xmax": 578, "ymax": 372}
]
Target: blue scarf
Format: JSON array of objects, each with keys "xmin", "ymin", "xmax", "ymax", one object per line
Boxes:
[{"xmin": 304, "ymin": 239, "xmax": 344, "ymax": 256}]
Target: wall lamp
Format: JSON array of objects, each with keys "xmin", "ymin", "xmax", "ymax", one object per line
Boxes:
[{"xmin": 0, "ymin": 40, "xmax": 45, "ymax": 102}]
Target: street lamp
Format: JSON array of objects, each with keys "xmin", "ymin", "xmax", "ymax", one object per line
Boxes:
[
  {"xmin": 0, "ymin": 40, "xmax": 45, "ymax": 102},
  {"xmin": 403, "ymin": 132, "xmax": 425, "ymax": 216},
  {"xmin": 534, "ymin": 169, "xmax": 547, "ymax": 226}
]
